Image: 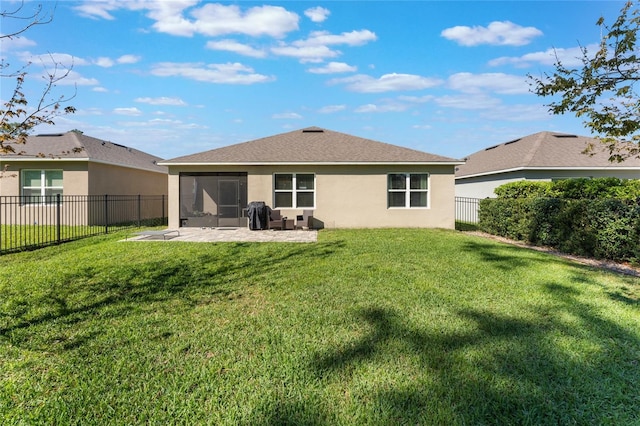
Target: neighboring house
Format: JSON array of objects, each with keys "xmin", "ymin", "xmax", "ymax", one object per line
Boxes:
[
  {"xmin": 455, "ymin": 131, "xmax": 640, "ymax": 199},
  {"xmin": 0, "ymin": 131, "xmax": 168, "ymax": 224},
  {"xmin": 159, "ymin": 127, "xmax": 463, "ymax": 229}
]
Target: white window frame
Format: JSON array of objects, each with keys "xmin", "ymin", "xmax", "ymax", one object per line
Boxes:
[
  {"xmin": 21, "ymin": 169, "xmax": 63, "ymax": 205},
  {"xmin": 273, "ymin": 173, "xmax": 316, "ymax": 209},
  {"xmin": 387, "ymin": 173, "xmax": 429, "ymax": 209}
]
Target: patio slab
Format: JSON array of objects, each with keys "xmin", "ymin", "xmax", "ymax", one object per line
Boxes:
[{"xmin": 126, "ymin": 227, "xmax": 318, "ymax": 243}]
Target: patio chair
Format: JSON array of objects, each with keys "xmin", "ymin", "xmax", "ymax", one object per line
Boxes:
[
  {"xmin": 269, "ymin": 209, "xmax": 286, "ymax": 230},
  {"xmin": 296, "ymin": 210, "xmax": 314, "ymax": 230}
]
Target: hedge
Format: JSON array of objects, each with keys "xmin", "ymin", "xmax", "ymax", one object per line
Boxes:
[{"xmin": 479, "ymin": 197, "xmax": 640, "ymax": 263}]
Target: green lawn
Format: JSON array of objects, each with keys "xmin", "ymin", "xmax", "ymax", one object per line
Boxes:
[{"xmin": 1, "ymin": 229, "xmax": 638, "ymax": 425}]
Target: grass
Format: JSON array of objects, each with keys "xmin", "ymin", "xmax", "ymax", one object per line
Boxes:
[
  {"xmin": 1, "ymin": 228, "xmax": 639, "ymax": 425},
  {"xmin": 0, "ymin": 222, "xmax": 164, "ymax": 254}
]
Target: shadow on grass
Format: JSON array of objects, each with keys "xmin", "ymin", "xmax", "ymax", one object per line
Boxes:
[
  {"xmin": 309, "ymin": 293, "xmax": 640, "ymax": 424},
  {"xmin": 0, "ymin": 239, "xmax": 346, "ymax": 348}
]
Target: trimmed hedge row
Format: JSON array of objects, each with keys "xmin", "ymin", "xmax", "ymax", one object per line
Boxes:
[
  {"xmin": 479, "ymin": 197, "xmax": 640, "ymax": 263},
  {"xmin": 494, "ymin": 178, "xmax": 640, "ymax": 200}
]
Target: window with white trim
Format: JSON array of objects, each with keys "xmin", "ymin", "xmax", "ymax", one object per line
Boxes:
[
  {"xmin": 274, "ymin": 173, "xmax": 315, "ymax": 208},
  {"xmin": 21, "ymin": 170, "xmax": 63, "ymax": 204},
  {"xmin": 388, "ymin": 173, "xmax": 428, "ymax": 208}
]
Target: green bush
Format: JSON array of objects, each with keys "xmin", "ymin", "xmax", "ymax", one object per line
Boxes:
[
  {"xmin": 493, "ymin": 177, "xmax": 640, "ymax": 200},
  {"xmin": 493, "ymin": 181, "xmax": 553, "ymax": 199},
  {"xmin": 479, "ymin": 196, "xmax": 640, "ymax": 263}
]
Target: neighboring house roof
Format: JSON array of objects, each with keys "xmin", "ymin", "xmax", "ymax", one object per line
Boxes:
[
  {"xmin": 1, "ymin": 131, "xmax": 167, "ymax": 173},
  {"xmin": 456, "ymin": 131, "xmax": 640, "ymax": 179},
  {"xmin": 160, "ymin": 127, "xmax": 463, "ymax": 165}
]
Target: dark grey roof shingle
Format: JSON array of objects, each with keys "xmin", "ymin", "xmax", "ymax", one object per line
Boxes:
[
  {"xmin": 1, "ymin": 131, "xmax": 167, "ymax": 173},
  {"xmin": 161, "ymin": 127, "xmax": 461, "ymax": 164},
  {"xmin": 456, "ymin": 131, "xmax": 640, "ymax": 178}
]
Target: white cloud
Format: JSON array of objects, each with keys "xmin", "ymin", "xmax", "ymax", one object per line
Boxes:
[
  {"xmin": 75, "ymin": 2, "xmax": 299, "ymax": 38},
  {"xmin": 301, "ymin": 30, "xmax": 377, "ymax": 47},
  {"xmin": 272, "ymin": 112, "xmax": 302, "ymax": 119},
  {"xmin": 73, "ymin": 1, "xmax": 121, "ymax": 20},
  {"xmin": 305, "ymin": 7, "xmax": 330, "ymax": 23},
  {"xmin": 447, "ymin": 72, "xmax": 528, "ymax": 94},
  {"xmin": 114, "ymin": 107, "xmax": 143, "ymax": 116},
  {"xmin": 307, "ymin": 61, "xmax": 356, "ymax": 74},
  {"xmin": 489, "ymin": 44, "xmax": 596, "ymax": 68},
  {"xmin": 272, "ymin": 29, "xmax": 376, "ymax": 62},
  {"xmin": 135, "ymin": 97, "xmax": 187, "ymax": 106},
  {"xmin": 354, "ymin": 103, "xmax": 408, "ymax": 113},
  {"xmin": 397, "ymin": 95, "xmax": 433, "ymax": 104},
  {"xmin": 150, "ymin": 62, "xmax": 274, "ymax": 84},
  {"xmin": 434, "ymin": 94, "xmax": 502, "ymax": 110},
  {"xmin": 206, "ymin": 40, "xmax": 267, "ymax": 58},
  {"xmin": 157, "ymin": 3, "xmax": 299, "ymax": 38},
  {"xmin": 18, "ymin": 52, "xmax": 89, "ymax": 68},
  {"xmin": 93, "ymin": 87, "xmax": 108, "ymax": 93},
  {"xmin": 117, "ymin": 54, "xmax": 141, "ymax": 64},
  {"xmin": 412, "ymin": 124, "xmax": 432, "ymax": 129},
  {"xmin": 330, "ymin": 73, "xmax": 443, "ymax": 93},
  {"xmin": 94, "ymin": 54, "xmax": 141, "ymax": 67},
  {"xmin": 478, "ymin": 103, "xmax": 551, "ymax": 122},
  {"xmin": 318, "ymin": 105, "xmax": 346, "ymax": 113},
  {"xmin": 441, "ymin": 21, "xmax": 542, "ymax": 46},
  {"xmin": 95, "ymin": 57, "xmax": 115, "ymax": 67},
  {"xmin": 47, "ymin": 70, "xmax": 99, "ymax": 86},
  {"xmin": 271, "ymin": 43, "xmax": 339, "ymax": 62},
  {"xmin": 0, "ymin": 35, "xmax": 37, "ymax": 51}
]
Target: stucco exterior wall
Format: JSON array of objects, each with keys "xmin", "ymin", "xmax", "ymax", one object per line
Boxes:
[
  {"xmin": 167, "ymin": 164, "xmax": 456, "ymax": 229},
  {"xmin": 87, "ymin": 162, "xmax": 167, "ymax": 195},
  {"xmin": 0, "ymin": 161, "xmax": 89, "ymax": 196},
  {"xmin": 455, "ymin": 169, "xmax": 640, "ymax": 199}
]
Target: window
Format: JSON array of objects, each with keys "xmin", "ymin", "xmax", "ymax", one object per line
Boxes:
[
  {"xmin": 388, "ymin": 173, "xmax": 428, "ymax": 208},
  {"xmin": 274, "ymin": 173, "xmax": 315, "ymax": 208},
  {"xmin": 21, "ymin": 170, "xmax": 63, "ymax": 204}
]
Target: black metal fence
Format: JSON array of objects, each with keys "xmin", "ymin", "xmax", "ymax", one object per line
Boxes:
[
  {"xmin": 0, "ymin": 194, "xmax": 167, "ymax": 254},
  {"xmin": 455, "ymin": 196, "xmax": 481, "ymax": 224}
]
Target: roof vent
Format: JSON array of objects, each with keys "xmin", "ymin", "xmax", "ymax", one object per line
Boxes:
[
  {"xmin": 302, "ymin": 128, "xmax": 324, "ymax": 133},
  {"xmin": 504, "ymin": 138, "xmax": 521, "ymax": 145},
  {"xmin": 36, "ymin": 133, "xmax": 64, "ymax": 137},
  {"xmin": 485, "ymin": 145, "xmax": 499, "ymax": 151},
  {"xmin": 553, "ymin": 134, "xmax": 578, "ymax": 138}
]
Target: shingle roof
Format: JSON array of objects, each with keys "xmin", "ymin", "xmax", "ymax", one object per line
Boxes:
[
  {"xmin": 456, "ymin": 131, "xmax": 640, "ymax": 179},
  {"xmin": 161, "ymin": 127, "xmax": 462, "ymax": 165},
  {"xmin": 1, "ymin": 131, "xmax": 167, "ymax": 173}
]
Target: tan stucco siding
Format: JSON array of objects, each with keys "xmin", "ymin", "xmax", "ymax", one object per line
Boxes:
[
  {"xmin": 0, "ymin": 161, "xmax": 88, "ymax": 197},
  {"xmin": 87, "ymin": 162, "xmax": 167, "ymax": 195},
  {"xmin": 167, "ymin": 164, "xmax": 456, "ymax": 229}
]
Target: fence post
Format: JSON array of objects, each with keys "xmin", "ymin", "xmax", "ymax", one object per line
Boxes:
[
  {"xmin": 56, "ymin": 194, "xmax": 61, "ymax": 244},
  {"xmin": 162, "ymin": 194, "xmax": 166, "ymax": 226},
  {"xmin": 137, "ymin": 194, "xmax": 141, "ymax": 227},
  {"xmin": 104, "ymin": 194, "xmax": 109, "ymax": 234}
]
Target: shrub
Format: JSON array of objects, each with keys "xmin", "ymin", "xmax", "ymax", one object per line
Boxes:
[
  {"xmin": 478, "ymin": 196, "xmax": 640, "ymax": 263},
  {"xmin": 493, "ymin": 181, "xmax": 553, "ymax": 199}
]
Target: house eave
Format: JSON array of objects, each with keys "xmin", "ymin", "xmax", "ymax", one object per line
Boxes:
[
  {"xmin": 159, "ymin": 161, "xmax": 465, "ymax": 167},
  {"xmin": 0, "ymin": 156, "xmax": 167, "ymax": 174},
  {"xmin": 455, "ymin": 165, "xmax": 640, "ymax": 180}
]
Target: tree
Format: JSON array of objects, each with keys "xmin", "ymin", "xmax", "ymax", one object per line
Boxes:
[
  {"xmin": 1, "ymin": 1, "xmax": 76, "ymax": 156},
  {"xmin": 529, "ymin": 1, "xmax": 640, "ymax": 162}
]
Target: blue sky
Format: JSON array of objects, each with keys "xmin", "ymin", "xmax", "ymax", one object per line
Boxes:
[{"xmin": 1, "ymin": 1, "xmax": 628, "ymax": 160}]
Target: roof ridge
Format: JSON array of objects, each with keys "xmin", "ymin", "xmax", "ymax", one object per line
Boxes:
[{"xmin": 520, "ymin": 131, "xmax": 548, "ymax": 167}]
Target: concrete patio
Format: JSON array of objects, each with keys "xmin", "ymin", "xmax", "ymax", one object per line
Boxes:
[{"xmin": 125, "ymin": 227, "xmax": 318, "ymax": 243}]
